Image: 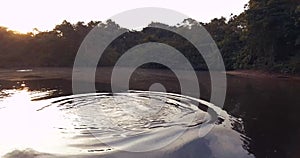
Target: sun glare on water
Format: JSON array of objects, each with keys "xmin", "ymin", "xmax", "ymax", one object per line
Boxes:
[{"xmin": 0, "ymin": 84, "xmax": 76, "ymax": 156}]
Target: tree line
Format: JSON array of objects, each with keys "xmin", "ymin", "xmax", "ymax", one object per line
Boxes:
[{"xmin": 0, "ymin": 0, "xmax": 299, "ymax": 73}]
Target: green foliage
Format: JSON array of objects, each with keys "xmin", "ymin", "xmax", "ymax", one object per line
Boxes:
[
  {"xmin": 202, "ymin": 14, "xmax": 247, "ymax": 70},
  {"xmin": 0, "ymin": 0, "xmax": 299, "ymax": 73},
  {"xmin": 244, "ymin": 0, "xmax": 300, "ymax": 72}
]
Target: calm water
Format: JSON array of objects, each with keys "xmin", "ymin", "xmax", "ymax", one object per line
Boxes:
[{"xmin": 0, "ymin": 69, "xmax": 299, "ymax": 158}]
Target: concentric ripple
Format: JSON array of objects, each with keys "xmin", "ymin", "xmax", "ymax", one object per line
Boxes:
[{"xmin": 36, "ymin": 90, "xmax": 222, "ymax": 152}]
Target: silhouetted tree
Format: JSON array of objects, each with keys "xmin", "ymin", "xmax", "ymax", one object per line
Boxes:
[{"xmin": 0, "ymin": 2, "xmax": 299, "ymax": 73}]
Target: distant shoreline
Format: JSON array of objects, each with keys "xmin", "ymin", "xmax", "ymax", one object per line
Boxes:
[
  {"xmin": 226, "ymin": 70, "xmax": 300, "ymax": 81},
  {"xmin": 0, "ymin": 67, "xmax": 299, "ymax": 82}
]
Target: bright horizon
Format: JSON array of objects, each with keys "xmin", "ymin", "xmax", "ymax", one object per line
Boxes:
[{"xmin": 0, "ymin": 0, "xmax": 248, "ymax": 33}]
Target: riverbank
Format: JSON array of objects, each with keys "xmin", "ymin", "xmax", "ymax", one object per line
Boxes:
[
  {"xmin": 0, "ymin": 67, "xmax": 299, "ymax": 82},
  {"xmin": 226, "ymin": 70, "xmax": 300, "ymax": 81}
]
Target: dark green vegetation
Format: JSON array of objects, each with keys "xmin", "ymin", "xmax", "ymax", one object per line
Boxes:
[{"xmin": 0, "ymin": 0, "xmax": 299, "ymax": 73}]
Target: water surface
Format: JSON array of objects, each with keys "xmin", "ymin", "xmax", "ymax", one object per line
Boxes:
[{"xmin": 0, "ymin": 68, "xmax": 299, "ymax": 158}]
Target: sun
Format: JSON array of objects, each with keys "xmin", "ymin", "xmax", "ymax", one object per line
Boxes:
[{"xmin": 7, "ymin": 26, "xmax": 33, "ymax": 34}]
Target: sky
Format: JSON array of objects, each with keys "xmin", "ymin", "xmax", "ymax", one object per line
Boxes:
[{"xmin": 0, "ymin": 0, "xmax": 249, "ymax": 33}]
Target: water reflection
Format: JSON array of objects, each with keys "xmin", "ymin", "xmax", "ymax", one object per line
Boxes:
[
  {"xmin": 224, "ymin": 75, "xmax": 300, "ymax": 158},
  {"xmin": 0, "ymin": 85, "xmax": 58, "ymax": 155},
  {"xmin": 0, "ymin": 80, "xmax": 253, "ymax": 157}
]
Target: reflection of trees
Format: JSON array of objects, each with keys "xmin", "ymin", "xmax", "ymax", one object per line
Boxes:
[{"xmin": 224, "ymin": 75, "xmax": 300, "ymax": 157}]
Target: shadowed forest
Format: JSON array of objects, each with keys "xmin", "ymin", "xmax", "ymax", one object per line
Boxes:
[{"xmin": 0, "ymin": 0, "xmax": 299, "ymax": 73}]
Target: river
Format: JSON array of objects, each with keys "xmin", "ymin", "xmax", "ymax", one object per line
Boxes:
[{"xmin": 0, "ymin": 68, "xmax": 299, "ymax": 158}]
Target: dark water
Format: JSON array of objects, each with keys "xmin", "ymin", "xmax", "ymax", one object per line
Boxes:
[
  {"xmin": 224, "ymin": 75, "xmax": 300, "ymax": 158},
  {"xmin": 0, "ymin": 70, "xmax": 299, "ymax": 158}
]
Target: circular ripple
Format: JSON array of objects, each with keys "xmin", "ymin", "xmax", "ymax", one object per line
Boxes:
[{"xmin": 39, "ymin": 91, "xmax": 221, "ymax": 152}]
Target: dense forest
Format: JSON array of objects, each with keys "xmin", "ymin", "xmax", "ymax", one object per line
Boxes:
[{"xmin": 0, "ymin": 0, "xmax": 299, "ymax": 73}]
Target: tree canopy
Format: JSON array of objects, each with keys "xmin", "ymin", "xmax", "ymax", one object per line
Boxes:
[{"xmin": 0, "ymin": 0, "xmax": 299, "ymax": 73}]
